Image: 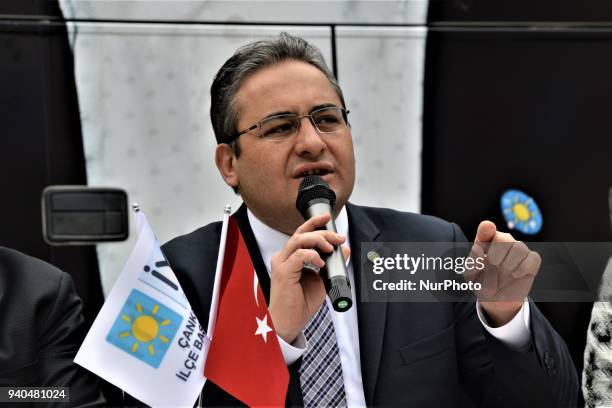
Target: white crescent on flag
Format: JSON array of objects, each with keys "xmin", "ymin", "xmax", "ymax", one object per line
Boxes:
[{"xmin": 253, "ymin": 270, "xmax": 259, "ymax": 307}]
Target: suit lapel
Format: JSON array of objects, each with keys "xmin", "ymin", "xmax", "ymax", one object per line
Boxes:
[
  {"xmin": 346, "ymin": 203, "xmax": 386, "ymax": 406},
  {"xmin": 232, "ymin": 204, "xmax": 272, "ymax": 304}
]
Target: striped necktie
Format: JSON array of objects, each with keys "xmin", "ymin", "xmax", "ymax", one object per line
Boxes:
[{"xmin": 299, "ymin": 301, "xmax": 347, "ymax": 407}]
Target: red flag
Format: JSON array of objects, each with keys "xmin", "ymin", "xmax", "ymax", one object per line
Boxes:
[{"xmin": 205, "ymin": 217, "xmax": 289, "ymax": 407}]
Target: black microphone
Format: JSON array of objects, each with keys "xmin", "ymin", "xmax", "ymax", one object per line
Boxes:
[{"xmin": 296, "ymin": 175, "xmax": 353, "ymax": 312}]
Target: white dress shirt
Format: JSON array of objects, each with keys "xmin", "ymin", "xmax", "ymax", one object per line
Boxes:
[{"xmin": 247, "ymin": 207, "xmax": 531, "ymax": 407}]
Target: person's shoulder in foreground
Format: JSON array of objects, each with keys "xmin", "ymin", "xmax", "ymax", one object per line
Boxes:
[{"xmin": 0, "ymin": 246, "xmax": 105, "ymax": 407}]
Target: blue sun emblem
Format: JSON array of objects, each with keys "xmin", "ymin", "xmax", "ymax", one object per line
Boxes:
[
  {"xmin": 106, "ymin": 289, "xmax": 182, "ymax": 368},
  {"xmin": 500, "ymin": 189, "xmax": 543, "ymax": 235}
]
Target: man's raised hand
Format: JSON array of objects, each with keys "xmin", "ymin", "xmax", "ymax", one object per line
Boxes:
[{"xmin": 465, "ymin": 220, "xmax": 541, "ymax": 326}]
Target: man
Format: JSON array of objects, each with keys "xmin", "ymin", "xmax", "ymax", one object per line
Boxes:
[
  {"xmin": 163, "ymin": 33, "xmax": 578, "ymax": 406},
  {"xmin": 0, "ymin": 246, "xmax": 105, "ymax": 407}
]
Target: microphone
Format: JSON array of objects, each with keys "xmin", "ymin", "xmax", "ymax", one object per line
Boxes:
[{"xmin": 296, "ymin": 175, "xmax": 353, "ymax": 312}]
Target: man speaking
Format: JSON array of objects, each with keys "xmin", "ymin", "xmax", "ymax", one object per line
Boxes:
[{"xmin": 162, "ymin": 33, "xmax": 578, "ymax": 407}]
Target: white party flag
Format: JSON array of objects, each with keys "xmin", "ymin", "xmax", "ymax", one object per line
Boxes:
[{"xmin": 75, "ymin": 208, "xmax": 229, "ymax": 407}]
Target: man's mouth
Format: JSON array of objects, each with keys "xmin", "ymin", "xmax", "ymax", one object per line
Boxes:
[
  {"xmin": 296, "ymin": 168, "xmax": 332, "ymax": 178},
  {"xmin": 293, "ymin": 163, "xmax": 335, "ymax": 179}
]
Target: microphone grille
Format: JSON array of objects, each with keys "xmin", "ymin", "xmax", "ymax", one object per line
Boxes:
[{"xmin": 296, "ymin": 175, "xmax": 336, "ymax": 217}]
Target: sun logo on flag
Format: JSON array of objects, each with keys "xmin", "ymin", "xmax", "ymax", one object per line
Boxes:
[
  {"xmin": 501, "ymin": 189, "xmax": 543, "ymax": 235},
  {"xmin": 120, "ymin": 302, "xmax": 170, "ymax": 354},
  {"xmin": 106, "ymin": 289, "xmax": 183, "ymax": 368}
]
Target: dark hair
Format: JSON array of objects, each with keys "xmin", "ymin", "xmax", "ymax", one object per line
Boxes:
[{"xmin": 210, "ymin": 32, "xmax": 346, "ymax": 156}]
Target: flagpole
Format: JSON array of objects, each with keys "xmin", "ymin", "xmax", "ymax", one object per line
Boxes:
[
  {"xmin": 207, "ymin": 204, "xmax": 231, "ymax": 339},
  {"xmin": 109, "ymin": 202, "xmax": 142, "ymax": 403}
]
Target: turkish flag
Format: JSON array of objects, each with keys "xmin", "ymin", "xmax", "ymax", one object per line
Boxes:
[{"xmin": 204, "ymin": 217, "xmax": 289, "ymax": 407}]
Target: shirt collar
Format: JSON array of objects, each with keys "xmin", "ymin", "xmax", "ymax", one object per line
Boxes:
[{"xmin": 247, "ymin": 206, "xmax": 350, "ymax": 274}]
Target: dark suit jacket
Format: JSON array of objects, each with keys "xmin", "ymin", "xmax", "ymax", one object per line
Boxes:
[
  {"xmin": 163, "ymin": 203, "xmax": 579, "ymax": 407},
  {"xmin": 0, "ymin": 246, "xmax": 105, "ymax": 407}
]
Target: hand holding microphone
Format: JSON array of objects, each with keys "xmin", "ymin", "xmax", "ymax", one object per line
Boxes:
[
  {"xmin": 267, "ymin": 175, "xmax": 352, "ymax": 344},
  {"xmin": 296, "ymin": 175, "xmax": 353, "ymax": 312}
]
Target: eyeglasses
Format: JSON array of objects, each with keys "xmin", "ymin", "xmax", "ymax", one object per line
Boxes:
[{"xmin": 232, "ymin": 106, "xmax": 350, "ymax": 142}]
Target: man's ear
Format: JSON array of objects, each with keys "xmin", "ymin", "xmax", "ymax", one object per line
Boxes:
[{"xmin": 215, "ymin": 143, "xmax": 239, "ymax": 188}]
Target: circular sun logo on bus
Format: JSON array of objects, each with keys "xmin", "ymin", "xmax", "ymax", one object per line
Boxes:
[{"xmin": 501, "ymin": 189, "xmax": 543, "ymax": 235}]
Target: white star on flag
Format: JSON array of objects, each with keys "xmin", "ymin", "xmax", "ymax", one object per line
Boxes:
[{"xmin": 255, "ymin": 315, "xmax": 273, "ymax": 342}]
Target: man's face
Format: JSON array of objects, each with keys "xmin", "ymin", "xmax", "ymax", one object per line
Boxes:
[{"xmin": 218, "ymin": 59, "xmax": 356, "ymax": 234}]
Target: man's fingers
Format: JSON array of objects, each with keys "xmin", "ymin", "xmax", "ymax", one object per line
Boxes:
[
  {"xmin": 285, "ymin": 249, "xmax": 325, "ymax": 274},
  {"xmin": 483, "ymin": 231, "xmax": 515, "ymax": 266},
  {"xmin": 468, "ymin": 224, "xmax": 540, "ymax": 302},
  {"xmin": 512, "ymin": 251, "xmax": 541, "ymax": 278},
  {"xmin": 501, "ymin": 241, "xmax": 530, "ymax": 273},
  {"xmin": 295, "ymin": 213, "xmax": 331, "ymax": 234},
  {"xmin": 464, "ymin": 244, "xmax": 485, "ymax": 281},
  {"xmin": 474, "ymin": 220, "xmax": 497, "ymax": 248},
  {"xmin": 279, "ymin": 230, "xmax": 345, "ymax": 261},
  {"xmin": 486, "ymin": 241, "xmax": 511, "ymax": 266}
]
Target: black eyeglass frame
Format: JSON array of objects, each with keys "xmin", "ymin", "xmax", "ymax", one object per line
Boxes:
[{"xmin": 228, "ymin": 106, "xmax": 350, "ymax": 143}]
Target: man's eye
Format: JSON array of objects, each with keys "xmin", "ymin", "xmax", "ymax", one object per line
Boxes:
[
  {"xmin": 316, "ymin": 115, "xmax": 341, "ymax": 125},
  {"xmin": 263, "ymin": 122, "xmax": 294, "ymax": 136}
]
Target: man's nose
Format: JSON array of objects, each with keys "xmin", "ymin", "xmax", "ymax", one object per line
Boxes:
[{"xmin": 294, "ymin": 116, "xmax": 326, "ymax": 157}]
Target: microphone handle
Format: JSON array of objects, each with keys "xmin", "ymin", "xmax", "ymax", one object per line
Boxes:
[{"xmin": 305, "ymin": 201, "xmax": 353, "ymax": 312}]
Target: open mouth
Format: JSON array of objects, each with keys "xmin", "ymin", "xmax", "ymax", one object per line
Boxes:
[{"xmin": 296, "ymin": 168, "xmax": 332, "ymax": 178}]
